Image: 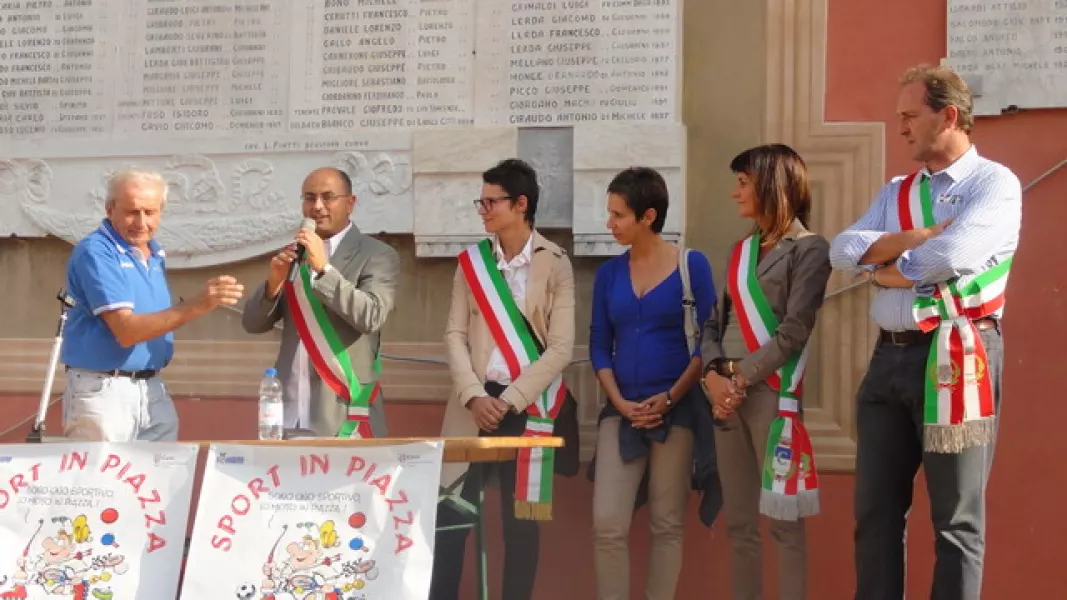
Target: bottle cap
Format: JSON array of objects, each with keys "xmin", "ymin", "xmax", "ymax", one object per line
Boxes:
[{"xmin": 265, "ymin": 367, "xmax": 277, "ymax": 377}]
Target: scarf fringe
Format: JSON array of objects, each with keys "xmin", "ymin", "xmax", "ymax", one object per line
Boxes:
[
  {"xmin": 514, "ymin": 500, "xmax": 553, "ymax": 521},
  {"xmin": 759, "ymin": 491, "xmax": 798, "ymax": 521},
  {"xmin": 797, "ymin": 489, "xmax": 820, "ymax": 518},
  {"xmin": 923, "ymin": 418, "xmax": 996, "ymax": 453},
  {"xmin": 758, "ymin": 489, "xmax": 821, "ymax": 521}
]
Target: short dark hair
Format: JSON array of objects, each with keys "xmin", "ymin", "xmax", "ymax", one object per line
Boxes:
[
  {"xmin": 607, "ymin": 167, "xmax": 669, "ymax": 233},
  {"xmin": 730, "ymin": 144, "xmax": 812, "ymax": 247},
  {"xmin": 482, "ymin": 159, "xmax": 539, "ymax": 226}
]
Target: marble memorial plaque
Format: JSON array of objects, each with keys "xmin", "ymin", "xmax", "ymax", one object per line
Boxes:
[
  {"xmin": 946, "ymin": 0, "xmax": 1067, "ymax": 115},
  {"xmin": 0, "ymin": 0, "xmax": 683, "ymax": 262},
  {"xmin": 474, "ymin": 0, "xmax": 679, "ymax": 127}
]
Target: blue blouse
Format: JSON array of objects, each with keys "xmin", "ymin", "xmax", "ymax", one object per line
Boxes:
[{"xmin": 590, "ymin": 249, "xmax": 716, "ymax": 405}]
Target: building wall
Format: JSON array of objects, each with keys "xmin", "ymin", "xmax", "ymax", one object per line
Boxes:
[
  {"xmin": 824, "ymin": 0, "xmax": 1067, "ymax": 593},
  {"xmin": 2, "ymin": 0, "xmax": 1063, "ymax": 596}
]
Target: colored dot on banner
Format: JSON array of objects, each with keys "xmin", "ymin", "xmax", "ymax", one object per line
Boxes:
[
  {"xmin": 100, "ymin": 509, "xmax": 119, "ymax": 524},
  {"xmin": 348, "ymin": 538, "xmax": 363, "ymax": 551},
  {"xmin": 348, "ymin": 513, "xmax": 366, "ymax": 529},
  {"xmin": 101, "ymin": 534, "xmax": 115, "ymax": 546}
]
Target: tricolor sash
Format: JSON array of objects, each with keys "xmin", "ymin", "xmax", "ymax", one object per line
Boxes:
[
  {"xmin": 284, "ymin": 263, "xmax": 380, "ymax": 439},
  {"xmin": 727, "ymin": 233, "xmax": 820, "ymax": 520},
  {"xmin": 458, "ymin": 239, "xmax": 567, "ymax": 521},
  {"xmin": 898, "ymin": 172, "xmax": 1010, "ymax": 453}
]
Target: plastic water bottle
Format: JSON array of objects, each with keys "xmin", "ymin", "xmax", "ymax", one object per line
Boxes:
[{"xmin": 258, "ymin": 368, "xmax": 284, "ymax": 440}]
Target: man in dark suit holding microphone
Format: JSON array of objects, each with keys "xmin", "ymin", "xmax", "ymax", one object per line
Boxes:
[{"xmin": 243, "ymin": 167, "xmax": 401, "ymax": 438}]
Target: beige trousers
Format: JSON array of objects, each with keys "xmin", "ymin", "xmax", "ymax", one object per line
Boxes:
[
  {"xmin": 592, "ymin": 416, "xmax": 694, "ymax": 600},
  {"xmin": 715, "ymin": 383, "xmax": 807, "ymax": 600}
]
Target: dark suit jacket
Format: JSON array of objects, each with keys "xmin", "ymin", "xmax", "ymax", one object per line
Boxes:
[
  {"xmin": 242, "ymin": 225, "xmax": 401, "ymax": 437},
  {"xmin": 701, "ymin": 220, "xmax": 832, "ymax": 385}
]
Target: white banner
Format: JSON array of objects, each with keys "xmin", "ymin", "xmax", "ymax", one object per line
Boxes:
[
  {"xmin": 182, "ymin": 442, "xmax": 444, "ymax": 600},
  {"xmin": 0, "ymin": 442, "xmax": 199, "ymax": 600}
]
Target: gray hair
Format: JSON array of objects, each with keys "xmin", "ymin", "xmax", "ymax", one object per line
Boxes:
[{"xmin": 105, "ymin": 169, "xmax": 169, "ymax": 210}]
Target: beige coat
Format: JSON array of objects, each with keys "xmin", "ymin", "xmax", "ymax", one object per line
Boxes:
[{"xmin": 439, "ymin": 231, "xmax": 575, "ymax": 489}]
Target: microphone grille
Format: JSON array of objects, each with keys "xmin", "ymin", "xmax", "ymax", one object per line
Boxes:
[{"xmin": 301, "ymin": 218, "xmax": 316, "ymax": 231}]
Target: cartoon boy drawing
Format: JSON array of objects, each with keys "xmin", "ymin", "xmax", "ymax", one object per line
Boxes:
[
  {"xmin": 24, "ymin": 516, "xmax": 94, "ymax": 598},
  {"xmin": 263, "ymin": 522, "xmax": 343, "ymax": 600}
]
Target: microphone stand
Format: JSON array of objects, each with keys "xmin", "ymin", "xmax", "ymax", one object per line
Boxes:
[{"xmin": 26, "ymin": 290, "xmax": 77, "ymax": 443}]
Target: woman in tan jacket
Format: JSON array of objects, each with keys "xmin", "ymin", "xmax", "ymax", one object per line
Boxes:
[
  {"xmin": 701, "ymin": 144, "xmax": 832, "ymax": 600},
  {"xmin": 429, "ymin": 158, "xmax": 577, "ymax": 600}
]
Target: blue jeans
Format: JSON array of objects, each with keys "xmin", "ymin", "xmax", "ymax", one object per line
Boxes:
[{"xmin": 62, "ymin": 368, "xmax": 179, "ymax": 441}]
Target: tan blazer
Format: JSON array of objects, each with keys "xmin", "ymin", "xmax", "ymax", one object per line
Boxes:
[
  {"xmin": 439, "ymin": 231, "xmax": 575, "ymax": 489},
  {"xmin": 700, "ymin": 220, "xmax": 832, "ymax": 385}
]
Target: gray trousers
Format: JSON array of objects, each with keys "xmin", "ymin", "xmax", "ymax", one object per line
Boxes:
[{"xmin": 854, "ymin": 327, "xmax": 1003, "ymax": 600}]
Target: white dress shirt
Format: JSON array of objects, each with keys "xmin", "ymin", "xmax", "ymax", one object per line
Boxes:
[
  {"xmin": 287, "ymin": 221, "xmax": 353, "ymax": 428},
  {"xmin": 484, "ymin": 234, "xmax": 533, "ymax": 385}
]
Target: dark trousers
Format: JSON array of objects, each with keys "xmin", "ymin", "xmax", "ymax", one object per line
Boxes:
[
  {"xmin": 854, "ymin": 327, "xmax": 1003, "ymax": 600},
  {"xmin": 430, "ymin": 391, "xmax": 540, "ymax": 600}
]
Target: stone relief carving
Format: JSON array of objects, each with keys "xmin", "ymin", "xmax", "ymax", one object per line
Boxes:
[
  {"xmin": 2, "ymin": 124, "xmax": 687, "ymax": 262},
  {"xmin": 10, "ymin": 154, "xmax": 302, "ymax": 261},
  {"xmin": 332, "ymin": 151, "xmax": 414, "ymax": 233},
  {"xmin": 332, "ymin": 151, "xmax": 413, "ymax": 198},
  {"xmin": 1, "ymin": 146, "xmax": 415, "ymax": 268}
]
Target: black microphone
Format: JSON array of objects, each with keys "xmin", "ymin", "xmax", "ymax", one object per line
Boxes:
[{"xmin": 287, "ymin": 218, "xmax": 317, "ymax": 283}]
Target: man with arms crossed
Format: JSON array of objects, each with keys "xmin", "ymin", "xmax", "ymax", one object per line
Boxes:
[
  {"xmin": 243, "ymin": 167, "xmax": 400, "ymax": 438},
  {"xmin": 62, "ymin": 169, "xmax": 245, "ymax": 441},
  {"xmin": 830, "ymin": 65, "xmax": 1022, "ymax": 600}
]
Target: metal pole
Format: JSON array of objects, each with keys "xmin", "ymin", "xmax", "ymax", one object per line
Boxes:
[{"xmin": 26, "ymin": 291, "xmax": 76, "ymax": 443}]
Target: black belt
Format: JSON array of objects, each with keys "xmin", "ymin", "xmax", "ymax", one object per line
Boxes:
[
  {"xmin": 879, "ymin": 317, "xmax": 997, "ymax": 347},
  {"xmin": 65, "ymin": 366, "xmax": 159, "ymax": 380}
]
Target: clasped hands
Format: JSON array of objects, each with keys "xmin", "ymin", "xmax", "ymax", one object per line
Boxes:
[
  {"xmin": 616, "ymin": 392, "xmax": 672, "ymax": 430},
  {"xmin": 703, "ymin": 371, "xmax": 748, "ymax": 420},
  {"xmin": 469, "ymin": 395, "xmax": 517, "ymax": 432}
]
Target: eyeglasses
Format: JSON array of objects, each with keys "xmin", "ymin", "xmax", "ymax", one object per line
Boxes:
[
  {"xmin": 302, "ymin": 192, "xmax": 350, "ymax": 205},
  {"xmin": 472, "ymin": 195, "xmax": 512, "ymax": 211}
]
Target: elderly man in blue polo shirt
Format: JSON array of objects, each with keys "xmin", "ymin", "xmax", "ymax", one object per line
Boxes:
[{"xmin": 61, "ymin": 169, "xmax": 245, "ymax": 442}]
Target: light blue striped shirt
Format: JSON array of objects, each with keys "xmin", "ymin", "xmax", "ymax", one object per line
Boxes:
[{"xmin": 829, "ymin": 146, "xmax": 1022, "ymax": 331}]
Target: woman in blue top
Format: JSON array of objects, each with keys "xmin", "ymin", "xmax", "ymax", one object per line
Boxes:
[{"xmin": 589, "ymin": 167, "xmax": 716, "ymax": 600}]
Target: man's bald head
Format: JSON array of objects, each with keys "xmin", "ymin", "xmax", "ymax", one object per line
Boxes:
[{"xmin": 301, "ymin": 167, "xmax": 356, "ymax": 239}]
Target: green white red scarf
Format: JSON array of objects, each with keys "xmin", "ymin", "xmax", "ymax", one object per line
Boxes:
[
  {"xmin": 727, "ymin": 233, "xmax": 820, "ymax": 521},
  {"xmin": 285, "ymin": 263, "xmax": 381, "ymax": 439},
  {"xmin": 458, "ymin": 239, "xmax": 567, "ymax": 521},
  {"xmin": 899, "ymin": 172, "xmax": 1010, "ymax": 453}
]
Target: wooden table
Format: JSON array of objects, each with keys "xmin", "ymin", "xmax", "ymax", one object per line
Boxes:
[{"xmin": 188, "ymin": 436, "xmax": 566, "ymax": 600}]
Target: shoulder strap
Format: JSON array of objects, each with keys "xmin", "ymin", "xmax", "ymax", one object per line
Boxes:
[{"xmin": 677, "ymin": 247, "xmax": 698, "ymax": 355}]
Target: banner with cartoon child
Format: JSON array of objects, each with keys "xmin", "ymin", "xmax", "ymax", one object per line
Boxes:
[
  {"xmin": 0, "ymin": 442, "xmax": 200, "ymax": 600},
  {"xmin": 181, "ymin": 441, "xmax": 444, "ymax": 600}
]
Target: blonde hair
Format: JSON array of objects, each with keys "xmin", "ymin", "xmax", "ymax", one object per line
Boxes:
[
  {"xmin": 105, "ymin": 169, "xmax": 169, "ymax": 210},
  {"xmin": 319, "ymin": 521, "xmax": 338, "ymax": 548},
  {"xmin": 900, "ymin": 64, "xmax": 975, "ymax": 132},
  {"xmin": 72, "ymin": 515, "xmax": 91, "ymax": 544}
]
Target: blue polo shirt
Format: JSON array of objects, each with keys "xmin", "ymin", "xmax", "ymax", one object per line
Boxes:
[{"xmin": 61, "ymin": 220, "xmax": 174, "ymax": 371}]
